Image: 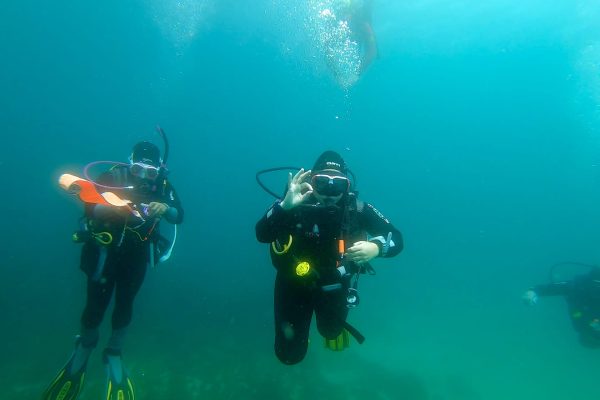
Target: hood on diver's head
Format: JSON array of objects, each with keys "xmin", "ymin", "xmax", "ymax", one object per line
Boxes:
[
  {"xmin": 312, "ymin": 150, "xmax": 347, "ymax": 176},
  {"xmin": 131, "ymin": 141, "xmax": 161, "ymax": 167}
]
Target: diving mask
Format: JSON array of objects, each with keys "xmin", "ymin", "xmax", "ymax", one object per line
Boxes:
[
  {"xmin": 311, "ymin": 174, "xmax": 350, "ymax": 196},
  {"xmin": 130, "ymin": 162, "xmax": 160, "ymax": 180}
]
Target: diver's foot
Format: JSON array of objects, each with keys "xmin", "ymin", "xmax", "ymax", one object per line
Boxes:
[
  {"xmin": 324, "ymin": 328, "xmax": 351, "ymax": 351},
  {"xmin": 42, "ymin": 351, "xmax": 88, "ymax": 400},
  {"xmin": 104, "ymin": 349, "xmax": 135, "ymax": 400}
]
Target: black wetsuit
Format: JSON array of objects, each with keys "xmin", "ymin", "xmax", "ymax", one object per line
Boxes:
[
  {"xmin": 79, "ymin": 166, "xmax": 183, "ymax": 336},
  {"xmin": 533, "ymin": 271, "xmax": 600, "ymax": 347},
  {"xmin": 256, "ymin": 194, "xmax": 402, "ymax": 364}
]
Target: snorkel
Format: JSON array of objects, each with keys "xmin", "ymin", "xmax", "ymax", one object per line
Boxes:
[{"xmin": 156, "ymin": 125, "xmax": 169, "ymax": 173}]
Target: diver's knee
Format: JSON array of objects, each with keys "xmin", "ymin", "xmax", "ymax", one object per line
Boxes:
[
  {"xmin": 81, "ymin": 310, "xmax": 104, "ymax": 330},
  {"xmin": 275, "ymin": 334, "xmax": 308, "ymax": 365},
  {"xmin": 579, "ymin": 334, "xmax": 600, "ymax": 348},
  {"xmin": 275, "ymin": 346, "xmax": 307, "ymax": 365}
]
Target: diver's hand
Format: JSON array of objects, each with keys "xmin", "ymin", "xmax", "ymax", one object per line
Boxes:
[
  {"xmin": 280, "ymin": 168, "xmax": 313, "ymax": 210},
  {"xmin": 146, "ymin": 202, "xmax": 169, "ymax": 218},
  {"xmin": 522, "ymin": 290, "xmax": 538, "ymax": 306},
  {"xmin": 345, "ymin": 241, "xmax": 379, "ymax": 264}
]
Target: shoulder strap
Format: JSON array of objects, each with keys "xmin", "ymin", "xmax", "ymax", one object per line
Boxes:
[
  {"xmin": 161, "ymin": 178, "xmax": 168, "ymax": 196},
  {"xmin": 355, "ymin": 198, "xmax": 364, "ymax": 213},
  {"xmin": 341, "ymin": 194, "xmax": 362, "ymax": 239}
]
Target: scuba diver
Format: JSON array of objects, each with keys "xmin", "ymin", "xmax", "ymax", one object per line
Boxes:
[
  {"xmin": 43, "ymin": 131, "xmax": 184, "ymax": 400},
  {"xmin": 256, "ymin": 151, "xmax": 402, "ymax": 365},
  {"xmin": 334, "ymin": 0, "xmax": 378, "ymax": 75},
  {"xmin": 523, "ymin": 263, "xmax": 600, "ymax": 348},
  {"xmin": 315, "ymin": 0, "xmax": 378, "ymax": 88}
]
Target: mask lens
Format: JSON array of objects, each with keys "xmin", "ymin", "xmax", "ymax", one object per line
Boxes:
[
  {"xmin": 146, "ymin": 166, "xmax": 159, "ymax": 180},
  {"xmin": 130, "ymin": 163, "xmax": 143, "ymax": 177},
  {"xmin": 312, "ymin": 175, "xmax": 349, "ymax": 196},
  {"xmin": 131, "ymin": 163, "xmax": 159, "ymax": 180}
]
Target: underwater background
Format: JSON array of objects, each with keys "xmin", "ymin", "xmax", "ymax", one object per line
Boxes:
[{"xmin": 2, "ymin": 0, "xmax": 600, "ymax": 399}]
